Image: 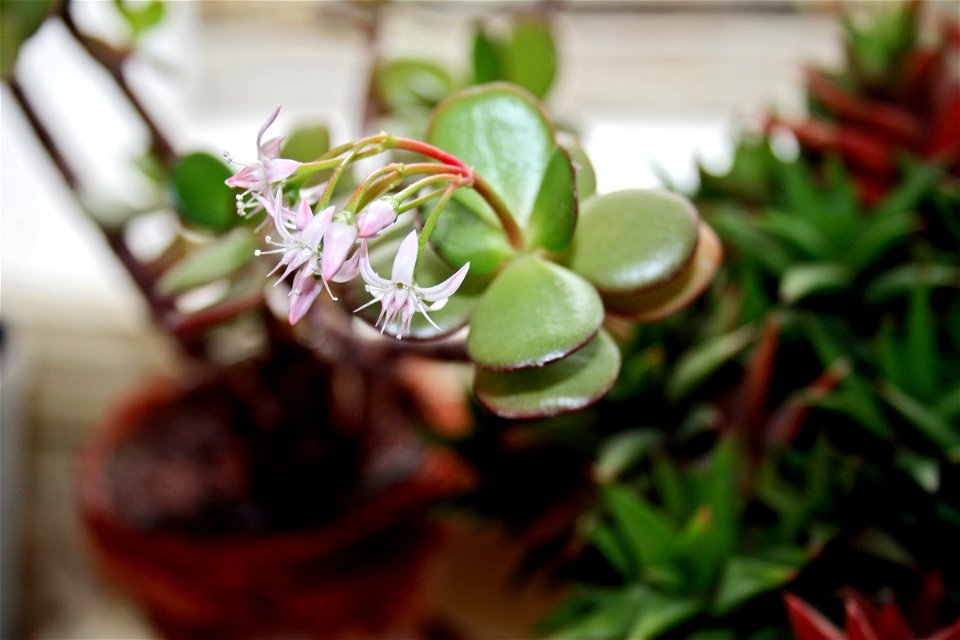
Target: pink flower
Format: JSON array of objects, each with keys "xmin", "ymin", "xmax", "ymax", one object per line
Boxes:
[
  {"xmin": 225, "ymin": 106, "xmax": 301, "ymax": 218},
  {"xmin": 255, "ymin": 191, "xmax": 333, "ymax": 287},
  {"xmin": 320, "ymin": 219, "xmax": 358, "ymax": 282},
  {"xmin": 356, "ymin": 199, "xmax": 398, "ymax": 239},
  {"xmin": 288, "ymin": 277, "xmax": 324, "ymax": 325},
  {"xmin": 356, "ymin": 230, "xmax": 470, "ymax": 339}
]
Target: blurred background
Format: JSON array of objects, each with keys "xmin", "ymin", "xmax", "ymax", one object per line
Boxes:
[{"xmin": 1, "ymin": 1, "xmax": 955, "ymax": 638}]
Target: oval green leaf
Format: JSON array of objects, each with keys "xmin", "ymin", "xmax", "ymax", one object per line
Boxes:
[
  {"xmin": 375, "ymin": 59, "xmax": 454, "ymax": 112},
  {"xmin": 171, "ymin": 152, "xmax": 236, "ymax": 232},
  {"xmin": 475, "ymin": 329, "xmax": 620, "ymax": 419},
  {"xmin": 429, "ymin": 197, "xmax": 516, "ymax": 275},
  {"xmin": 158, "ymin": 229, "xmax": 256, "ymax": 295},
  {"xmin": 503, "ymin": 20, "xmax": 557, "ymax": 99},
  {"xmin": 467, "ymin": 255, "xmax": 603, "ymax": 370},
  {"xmin": 527, "ymin": 146, "xmax": 577, "ymax": 251},
  {"xmin": 280, "ymin": 124, "xmax": 330, "ymax": 162},
  {"xmin": 569, "ymin": 190, "xmax": 700, "ymax": 295},
  {"xmin": 427, "ymin": 84, "xmax": 558, "ymax": 231},
  {"xmin": 604, "ymin": 222, "xmax": 722, "ymax": 322}
]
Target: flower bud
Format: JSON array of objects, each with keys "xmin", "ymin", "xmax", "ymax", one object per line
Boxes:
[{"xmin": 356, "ymin": 199, "xmax": 398, "ymax": 239}]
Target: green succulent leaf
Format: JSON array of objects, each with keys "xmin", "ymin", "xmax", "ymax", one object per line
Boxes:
[
  {"xmin": 602, "ymin": 483, "xmax": 681, "ymax": 582},
  {"xmin": 779, "ymin": 263, "xmax": 852, "ymax": 304},
  {"xmin": 603, "ymin": 222, "xmax": 722, "ymax": 322},
  {"xmin": 527, "ymin": 146, "xmax": 577, "ymax": 251},
  {"xmin": 158, "ymin": 229, "xmax": 256, "ymax": 295},
  {"xmin": 428, "ymin": 197, "xmax": 517, "ymax": 275},
  {"xmin": 545, "ymin": 587, "xmax": 645, "ymax": 640},
  {"xmin": 468, "ymin": 255, "xmax": 603, "ymax": 370},
  {"xmin": 474, "ymin": 329, "xmax": 620, "ymax": 419},
  {"xmin": 569, "ymin": 190, "xmax": 700, "ymax": 296},
  {"xmin": 560, "ymin": 133, "xmax": 597, "ymax": 200},
  {"xmin": 471, "ymin": 27, "xmax": 502, "ymax": 85},
  {"xmin": 627, "ymin": 592, "xmax": 703, "ymax": 640},
  {"xmin": 502, "ymin": 20, "xmax": 557, "ymax": 99},
  {"xmin": 472, "ymin": 20, "xmax": 557, "ymax": 99},
  {"xmin": 712, "ymin": 555, "xmax": 803, "ymax": 616},
  {"xmin": 375, "ymin": 59, "xmax": 454, "ymax": 111},
  {"xmin": 428, "ymin": 84, "xmax": 571, "ymax": 255},
  {"xmin": 280, "ymin": 124, "xmax": 330, "ymax": 163},
  {"xmin": 667, "ymin": 324, "xmax": 757, "ymax": 401},
  {"xmin": 170, "ymin": 152, "xmax": 236, "ymax": 231}
]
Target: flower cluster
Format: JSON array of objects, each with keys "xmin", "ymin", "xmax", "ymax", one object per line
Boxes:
[{"xmin": 225, "ymin": 107, "xmax": 471, "ymax": 336}]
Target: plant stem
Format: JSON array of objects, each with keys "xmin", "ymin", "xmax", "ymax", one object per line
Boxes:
[
  {"xmin": 472, "ymin": 174, "xmax": 524, "ymax": 249},
  {"xmin": 390, "ymin": 138, "xmax": 524, "ymax": 250},
  {"xmin": 59, "ymin": 0, "xmax": 177, "ymax": 166},
  {"xmin": 418, "ymin": 184, "xmax": 457, "ymax": 259}
]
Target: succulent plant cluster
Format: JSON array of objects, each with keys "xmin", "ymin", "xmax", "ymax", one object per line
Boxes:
[
  {"xmin": 537, "ymin": 2, "xmax": 959, "ymax": 638},
  {"xmin": 216, "ymin": 84, "xmax": 719, "ymax": 419}
]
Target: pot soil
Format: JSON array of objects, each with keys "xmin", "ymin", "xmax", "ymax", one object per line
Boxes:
[{"xmin": 78, "ymin": 352, "xmax": 473, "ymax": 639}]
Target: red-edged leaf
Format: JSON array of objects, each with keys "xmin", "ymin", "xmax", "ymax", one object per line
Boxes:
[{"xmin": 785, "ymin": 594, "xmax": 845, "ymax": 640}]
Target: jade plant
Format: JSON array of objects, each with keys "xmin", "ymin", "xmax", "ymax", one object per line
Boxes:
[
  {"xmin": 369, "ymin": 15, "xmax": 557, "ymax": 135},
  {"xmin": 222, "ymin": 84, "xmax": 720, "ymax": 418}
]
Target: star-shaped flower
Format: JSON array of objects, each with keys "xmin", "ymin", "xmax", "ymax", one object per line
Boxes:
[
  {"xmin": 255, "ymin": 189, "xmax": 333, "ymax": 287},
  {"xmin": 356, "ymin": 230, "xmax": 470, "ymax": 339},
  {"xmin": 226, "ymin": 106, "xmax": 301, "ymax": 218}
]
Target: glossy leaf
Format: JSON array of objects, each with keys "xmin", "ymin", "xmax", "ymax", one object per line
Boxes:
[
  {"xmin": 472, "ymin": 20, "xmax": 557, "ymax": 99},
  {"xmin": 280, "ymin": 124, "xmax": 330, "ymax": 162},
  {"xmin": 170, "ymin": 152, "xmax": 236, "ymax": 231},
  {"xmin": 472, "ymin": 27, "xmax": 502, "ymax": 85},
  {"xmin": 428, "ymin": 197, "xmax": 516, "ymax": 274},
  {"xmin": 569, "ymin": 190, "xmax": 700, "ymax": 296},
  {"xmin": 474, "ymin": 329, "xmax": 620, "ymax": 419},
  {"xmin": 468, "ymin": 256, "xmax": 603, "ymax": 370},
  {"xmin": 604, "ymin": 222, "xmax": 722, "ymax": 322},
  {"xmin": 527, "ymin": 146, "xmax": 577, "ymax": 251},
  {"xmin": 560, "ymin": 133, "xmax": 597, "ymax": 200},
  {"xmin": 502, "ymin": 20, "xmax": 557, "ymax": 99},
  {"xmin": 158, "ymin": 229, "xmax": 256, "ymax": 294},
  {"xmin": 375, "ymin": 59, "xmax": 454, "ymax": 111},
  {"xmin": 427, "ymin": 84, "xmax": 561, "ymax": 236}
]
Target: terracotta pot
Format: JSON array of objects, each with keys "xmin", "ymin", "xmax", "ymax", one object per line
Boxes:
[{"xmin": 78, "ymin": 374, "xmax": 472, "ymax": 639}]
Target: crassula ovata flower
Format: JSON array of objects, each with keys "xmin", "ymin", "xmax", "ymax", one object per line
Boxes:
[
  {"xmin": 356, "ymin": 230, "xmax": 470, "ymax": 339},
  {"xmin": 255, "ymin": 191, "xmax": 334, "ymax": 288},
  {"xmin": 226, "ymin": 106, "xmax": 301, "ymax": 217},
  {"xmin": 320, "ymin": 218, "xmax": 358, "ymax": 282}
]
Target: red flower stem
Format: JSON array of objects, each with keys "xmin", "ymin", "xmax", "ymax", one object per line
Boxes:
[
  {"xmin": 391, "ymin": 138, "xmax": 524, "ymax": 250},
  {"xmin": 471, "ymin": 174, "xmax": 524, "ymax": 250},
  {"xmin": 391, "ymin": 137, "xmax": 469, "ymax": 170}
]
